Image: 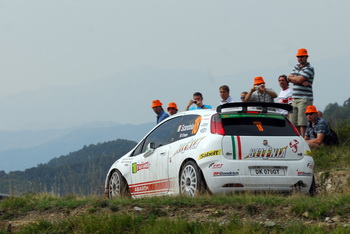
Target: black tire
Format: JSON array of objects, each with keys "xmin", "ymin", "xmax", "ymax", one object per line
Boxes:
[
  {"xmin": 179, "ymin": 161, "xmax": 205, "ymax": 197},
  {"xmin": 309, "ymin": 176, "xmax": 316, "ymax": 197},
  {"xmin": 108, "ymin": 170, "xmax": 130, "ymax": 198}
]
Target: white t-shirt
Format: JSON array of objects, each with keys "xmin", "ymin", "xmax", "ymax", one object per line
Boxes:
[{"xmin": 277, "ymin": 87, "xmax": 293, "ymax": 115}]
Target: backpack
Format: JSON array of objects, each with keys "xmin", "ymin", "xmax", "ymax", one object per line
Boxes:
[{"xmin": 323, "ymin": 128, "xmax": 339, "ymax": 146}]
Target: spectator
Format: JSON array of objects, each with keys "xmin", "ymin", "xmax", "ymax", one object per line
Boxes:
[
  {"xmin": 277, "ymin": 75, "xmax": 293, "ymax": 117},
  {"xmin": 240, "ymin": 91, "xmax": 248, "ymax": 102},
  {"xmin": 245, "ymin": 77, "xmax": 277, "ymax": 102},
  {"xmin": 219, "ymin": 85, "xmax": 234, "ymax": 105},
  {"xmin": 288, "ymin": 48, "xmax": 315, "ymax": 137},
  {"xmin": 151, "ymin": 100, "xmax": 169, "ymax": 124},
  {"xmin": 186, "ymin": 92, "xmax": 212, "ymax": 110},
  {"xmin": 304, "ymin": 105, "xmax": 330, "ymax": 149},
  {"xmin": 167, "ymin": 102, "xmax": 178, "ymax": 115}
]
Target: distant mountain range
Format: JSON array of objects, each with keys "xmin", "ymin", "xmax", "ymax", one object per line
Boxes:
[
  {"xmin": 0, "ymin": 138, "xmax": 137, "ymax": 196},
  {"xmin": 0, "ymin": 122, "xmax": 153, "ymax": 172}
]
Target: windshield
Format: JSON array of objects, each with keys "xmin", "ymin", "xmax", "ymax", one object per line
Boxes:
[{"xmin": 220, "ymin": 114, "xmax": 298, "ymax": 136}]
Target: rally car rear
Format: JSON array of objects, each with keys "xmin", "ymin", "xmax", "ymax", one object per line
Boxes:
[{"xmin": 201, "ymin": 102, "xmax": 314, "ymax": 195}]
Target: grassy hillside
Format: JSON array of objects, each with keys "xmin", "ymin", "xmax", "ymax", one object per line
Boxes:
[{"xmin": 1, "ymin": 193, "xmax": 350, "ymax": 233}]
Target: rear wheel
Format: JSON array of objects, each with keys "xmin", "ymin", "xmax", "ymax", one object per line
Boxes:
[
  {"xmin": 180, "ymin": 161, "xmax": 205, "ymax": 197},
  {"xmin": 108, "ymin": 170, "xmax": 130, "ymax": 198},
  {"xmin": 309, "ymin": 176, "xmax": 316, "ymax": 196}
]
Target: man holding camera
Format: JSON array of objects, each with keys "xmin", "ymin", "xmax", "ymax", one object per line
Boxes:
[
  {"xmin": 186, "ymin": 92, "xmax": 212, "ymax": 110},
  {"xmin": 245, "ymin": 76, "xmax": 277, "ymax": 103}
]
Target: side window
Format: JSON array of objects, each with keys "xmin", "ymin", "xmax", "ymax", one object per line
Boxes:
[
  {"xmin": 130, "ymin": 139, "xmax": 145, "ymax": 156},
  {"xmin": 174, "ymin": 115, "xmax": 202, "ymax": 141},
  {"xmin": 141, "ymin": 117, "xmax": 181, "ymax": 153}
]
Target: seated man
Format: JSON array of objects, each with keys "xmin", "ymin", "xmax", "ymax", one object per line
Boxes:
[
  {"xmin": 186, "ymin": 92, "xmax": 212, "ymax": 110},
  {"xmin": 245, "ymin": 77, "xmax": 277, "ymax": 103},
  {"xmin": 304, "ymin": 105, "xmax": 331, "ymax": 149}
]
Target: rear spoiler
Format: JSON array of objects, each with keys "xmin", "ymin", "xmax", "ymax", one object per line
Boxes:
[{"xmin": 216, "ymin": 102, "xmax": 292, "ymax": 114}]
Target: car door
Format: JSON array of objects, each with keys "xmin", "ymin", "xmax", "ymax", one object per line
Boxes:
[{"xmin": 129, "ymin": 117, "xmax": 181, "ymax": 197}]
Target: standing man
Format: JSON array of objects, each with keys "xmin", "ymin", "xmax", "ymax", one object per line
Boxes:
[
  {"xmin": 186, "ymin": 92, "xmax": 212, "ymax": 110},
  {"xmin": 151, "ymin": 99, "xmax": 169, "ymax": 124},
  {"xmin": 304, "ymin": 105, "xmax": 330, "ymax": 149},
  {"xmin": 167, "ymin": 102, "xmax": 178, "ymax": 115},
  {"xmin": 288, "ymin": 48, "xmax": 315, "ymax": 137},
  {"xmin": 245, "ymin": 77, "xmax": 277, "ymax": 103},
  {"xmin": 277, "ymin": 75, "xmax": 293, "ymax": 117},
  {"xmin": 219, "ymin": 85, "xmax": 234, "ymax": 105}
]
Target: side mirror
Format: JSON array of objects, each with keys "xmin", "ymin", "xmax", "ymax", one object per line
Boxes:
[{"xmin": 144, "ymin": 142, "xmax": 155, "ymax": 157}]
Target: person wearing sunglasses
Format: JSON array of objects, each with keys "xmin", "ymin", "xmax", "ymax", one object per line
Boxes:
[
  {"xmin": 287, "ymin": 48, "xmax": 315, "ymax": 137},
  {"xmin": 304, "ymin": 105, "xmax": 330, "ymax": 149}
]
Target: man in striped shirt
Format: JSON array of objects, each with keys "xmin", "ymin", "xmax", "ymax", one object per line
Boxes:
[{"xmin": 287, "ymin": 48, "xmax": 315, "ymax": 137}]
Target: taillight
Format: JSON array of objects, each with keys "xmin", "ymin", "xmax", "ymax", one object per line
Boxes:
[{"xmin": 211, "ymin": 114, "xmax": 225, "ymax": 135}]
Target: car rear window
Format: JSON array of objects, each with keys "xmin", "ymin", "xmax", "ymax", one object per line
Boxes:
[{"xmin": 220, "ymin": 114, "xmax": 298, "ymax": 136}]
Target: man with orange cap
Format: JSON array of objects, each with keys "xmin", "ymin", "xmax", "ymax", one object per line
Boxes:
[
  {"xmin": 304, "ymin": 105, "xmax": 330, "ymax": 149},
  {"xmin": 167, "ymin": 102, "xmax": 178, "ymax": 115},
  {"xmin": 288, "ymin": 48, "xmax": 315, "ymax": 137},
  {"xmin": 245, "ymin": 77, "xmax": 277, "ymax": 102},
  {"xmin": 151, "ymin": 100, "xmax": 169, "ymax": 124}
]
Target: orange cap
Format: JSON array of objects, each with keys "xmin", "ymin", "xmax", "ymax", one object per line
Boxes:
[
  {"xmin": 305, "ymin": 105, "xmax": 317, "ymax": 114},
  {"xmin": 296, "ymin": 48, "xmax": 308, "ymax": 57},
  {"xmin": 167, "ymin": 102, "xmax": 178, "ymax": 110},
  {"xmin": 151, "ymin": 99, "xmax": 162, "ymax": 108},
  {"xmin": 254, "ymin": 77, "xmax": 265, "ymax": 85}
]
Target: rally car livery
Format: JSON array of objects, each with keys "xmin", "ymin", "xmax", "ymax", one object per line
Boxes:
[{"xmin": 104, "ymin": 102, "xmax": 315, "ymax": 198}]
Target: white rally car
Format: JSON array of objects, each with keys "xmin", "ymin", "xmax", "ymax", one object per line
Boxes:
[{"xmin": 104, "ymin": 102, "xmax": 315, "ymax": 198}]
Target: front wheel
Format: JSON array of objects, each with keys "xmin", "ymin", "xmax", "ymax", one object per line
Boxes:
[
  {"xmin": 180, "ymin": 161, "xmax": 205, "ymax": 197},
  {"xmin": 108, "ymin": 170, "xmax": 130, "ymax": 198}
]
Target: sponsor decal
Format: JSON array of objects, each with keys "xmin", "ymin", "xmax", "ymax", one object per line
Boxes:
[
  {"xmin": 198, "ymin": 150, "xmax": 221, "ymax": 160},
  {"xmin": 179, "ymin": 133, "xmax": 188, "ymax": 138},
  {"xmin": 172, "ymin": 137, "xmax": 205, "ymax": 156},
  {"xmin": 177, "ymin": 123, "xmax": 194, "ymax": 132},
  {"xmin": 305, "ymin": 150, "xmax": 312, "ymax": 156},
  {"xmin": 244, "ymin": 146, "xmax": 288, "ymax": 159},
  {"xmin": 200, "ymin": 128, "xmax": 207, "ymax": 133},
  {"xmin": 297, "ymin": 171, "xmax": 312, "ymax": 176},
  {"xmin": 289, "ymin": 139, "xmax": 299, "ymax": 153},
  {"xmin": 213, "ymin": 171, "xmax": 239, "ymax": 176},
  {"xmin": 307, "ymin": 163, "xmax": 314, "ymax": 169},
  {"xmin": 210, "ymin": 163, "xmax": 223, "ymax": 169},
  {"xmin": 132, "ymin": 162, "xmax": 150, "ymax": 174},
  {"xmin": 200, "ymin": 123, "xmax": 209, "ymax": 127}
]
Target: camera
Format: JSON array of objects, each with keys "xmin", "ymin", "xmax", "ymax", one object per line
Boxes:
[
  {"xmin": 255, "ymin": 85, "xmax": 261, "ymax": 90},
  {"xmin": 193, "ymin": 100, "xmax": 197, "ymax": 104}
]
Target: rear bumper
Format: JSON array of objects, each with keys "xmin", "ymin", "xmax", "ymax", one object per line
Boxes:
[{"xmin": 201, "ymin": 156, "xmax": 314, "ymax": 194}]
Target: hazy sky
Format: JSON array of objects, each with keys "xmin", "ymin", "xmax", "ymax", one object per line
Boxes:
[{"xmin": 1, "ymin": 0, "xmax": 350, "ymax": 129}]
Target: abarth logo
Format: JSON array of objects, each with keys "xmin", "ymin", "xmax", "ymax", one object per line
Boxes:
[{"xmin": 289, "ymin": 139, "xmax": 299, "ymax": 153}]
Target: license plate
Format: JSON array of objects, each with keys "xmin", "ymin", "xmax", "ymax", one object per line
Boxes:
[{"xmin": 250, "ymin": 167, "xmax": 285, "ymax": 176}]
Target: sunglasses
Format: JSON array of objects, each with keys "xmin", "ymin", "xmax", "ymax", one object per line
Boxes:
[
  {"xmin": 297, "ymin": 56, "xmax": 306, "ymax": 58},
  {"xmin": 240, "ymin": 97, "xmax": 245, "ymax": 100},
  {"xmin": 306, "ymin": 113, "xmax": 316, "ymax": 116}
]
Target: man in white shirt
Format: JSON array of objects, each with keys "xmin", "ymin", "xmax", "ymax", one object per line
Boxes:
[
  {"xmin": 277, "ymin": 75, "xmax": 293, "ymax": 117},
  {"xmin": 219, "ymin": 85, "xmax": 234, "ymax": 105}
]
